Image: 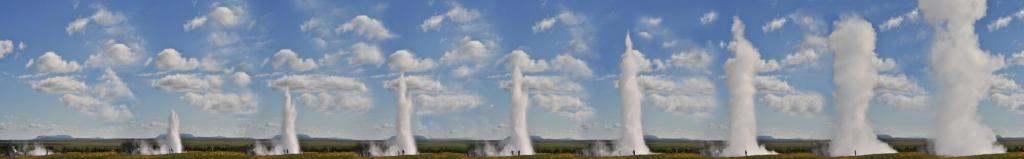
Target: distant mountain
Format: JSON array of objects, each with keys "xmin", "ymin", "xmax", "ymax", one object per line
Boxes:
[
  {"xmin": 876, "ymin": 134, "xmax": 893, "ymax": 139},
  {"xmin": 272, "ymin": 134, "xmax": 313, "ymax": 140},
  {"xmin": 756, "ymin": 135, "xmax": 775, "ymax": 140},
  {"xmin": 157, "ymin": 133, "xmax": 196, "ymax": 139},
  {"xmin": 530, "ymin": 135, "xmax": 544, "ymax": 140},
  {"xmin": 34, "ymin": 135, "xmax": 73, "ymax": 140},
  {"xmin": 643, "ymin": 135, "xmax": 659, "ymax": 140}
]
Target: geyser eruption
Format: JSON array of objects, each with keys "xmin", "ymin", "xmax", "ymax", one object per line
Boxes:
[
  {"xmin": 252, "ymin": 88, "xmax": 301, "ymax": 155},
  {"xmin": 136, "ymin": 110, "xmax": 184, "ymax": 155},
  {"xmin": 918, "ymin": 0, "xmax": 1005, "ymax": 156},
  {"xmin": 506, "ymin": 66, "xmax": 534, "ymax": 155},
  {"xmin": 367, "ymin": 74, "xmax": 418, "ymax": 156},
  {"xmin": 719, "ymin": 17, "xmax": 776, "ymax": 157},
  {"xmin": 612, "ymin": 32, "xmax": 651, "ymax": 156},
  {"xmin": 828, "ymin": 17, "xmax": 896, "ymax": 156}
]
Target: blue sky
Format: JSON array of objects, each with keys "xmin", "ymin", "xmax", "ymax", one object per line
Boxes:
[{"xmin": 1, "ymin": 0, "xmax": 1023, "ymax": 140}]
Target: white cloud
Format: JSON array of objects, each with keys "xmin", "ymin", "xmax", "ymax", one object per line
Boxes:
[
  {"xmin": 383, "ymin": 75, "xmax": 445, "ymax": 92},
  {"xmin": 550, "ymin": 54, "xmax": 593, "ymax": 77},
  {"xmin": 700, "ymin": 11, "xmax": 718, "ymax": 25},
  {"xmin": 387, "ymin": 49, "xmax": 436, "ymax": 72},
  {"xmin": 31, "ymin": 76, "xmax": 88, "ymax": 94},
  {"xmin": 209, "ymin": 7, "xmax": 242, "ymax": 28},
  {"xmin": 530, "ymin": 94, "xmax": 593, "ymax": 120},
  {"xmin": 64, "ymin": 7, "xmax": 126, "ymax": 35},
  {"xmin": 420, "ymin": 15, "xmax": 446, "ymax": 31},
  {"xmin": 154, "ymin": 48, "xmax": 201, "ymax": 71},
  {"xmin": 347, "ymin": 42, "xmax": 385, "ymax": 66},
  {"xmin": 639, "ymin": 16, "xmax": 662, "ymax": 27},
  {"xmin": 207, "ymin": 31, "xmax": 239, "ymax": 46},
  {"xmin": 66, "ymin": 18, "xmax": 90, "ymax": 35},
  {"xmin": 338, "ymin": 15, "xmax": 394, "ymax": 40},
  {"xmin": 762, "ymin": 17, "xmax": 788, "ymax": 33},
  {"xmin": 444, "ymin": 4, "xmax": 481, "ymax": 23},
  {"xmin": 181, "ymin": 92, "xmax": 258, "ymax": 115},
  {"xmin": 502, "ymin": 49, "xmax": 549, "ymax": 73},
  {"xmin": 183, "ymin": 16, "xmax": 207, "ymax": 31},
  {"xmin": 532, "ymin": 17, "xmax": 557, "ymax": 33},
  {"xmin": 875, "ymin": 75, "xmax": 925, "ymax": 93},
  {"xmin": 0, "ymin": 40, "xmax": 12, "ymax": 59},
  {"xmin": 86, "ymin": 40, "xmax": 142, "ymax": 67},
  {"xmin": 664, "ymin": 49, "xmax": 713, "ymax": 70},
  {"xmin": 271, "ymin": 49, "xmax": 319, "ymax": 72},
  {"xmin": 60, "ymin": 94, "xmax": 133, "ymax": 121},
  {"xmin": 33, "ymin": 52, "xmax": 82, "ymax": 74},
  {"xmin": 990, "ymin": 75, "xmax": 1019, "ymax": 92},
  {"xmin": 647, "ymin": 93, "xmax": 715, "ymax": 116},
  {"xmin": 990, "ymin": 93, "xmax": 1024, "ymax": 113},
  {"xmin": 151, "ymin": 74, "xmax": 223, "ymax": 93},
  {"xmin": 297, "ymin": 92, "xmax": 371, "ymax": 113},
  {"xmin": 755, "ymin": 76, "xmax": 795, "ymax": 93},
  {"xmin": 761, "ymin": 93, "xmax": 824, "ymax": 116},
  {"xmin": 875, "ymin": 58, "xmax": 898, "ymax": 72},
  {"xmin": 879, "ymin": 9, "xmax": 919, "ymax": 31},
  {"xmin": 230, "ymin": 72, "xmax": 251, "ymax": 86},
  {"xmin": 93, "ymin": 68, "xmax": 133, "ymax": 101},
  {"xmin": 876, "ymin": 93, "xmax": 928, "ymax": 109},
  {"xmin": 452, "ymin": 65, "xmax": 475, "ymax": 78},
  {"xmin": 266, "ymin": 75, "xmax": 367, "ymax": 93},
  {"xmin": 987, "ymin": 16, "xmax": 1013, "ymax": 31},
  {"xmin": 515, "ymin": 76, "xmax": 583, "ymax": 93},
  {"xmin": 1010, "ymin": 51, "xmax": 1024, "ymax": 66},
  {"xmin": 415, "ymin": 94, "xmax": 482, "ymax": 115},
  {"xmin": 441, "ymin": 37, "xmax": 492, "ymax": 65}
]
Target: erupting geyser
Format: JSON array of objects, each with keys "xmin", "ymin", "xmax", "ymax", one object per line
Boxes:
[
  {"xmin": 613, "ymin": 32, "xmax": 651, "ymax": 156},
  {"xmin": 252, "ymin": 88, "xmax": 301, "ymax": 155},
  {"xmin": 137, "ymin": 110, "xmax": 183, "ymax": 155},
  {"xmin": 827, "ymin": 17, "xmax": 896, "ymax": 156},
  {"xmin": 918, "ymin": 0, "xmax": 1005, "ymax": 156},
  {"xmin": 506, "ymin": 66, "xmax": 534, "ymax": 155},
  {"xmin": 719, "ymin": 17, "xmax": 776, "ymax": 157},
  {"xmin": 393, "ymin": 74, "xmax": 418, "ymax": 155}
]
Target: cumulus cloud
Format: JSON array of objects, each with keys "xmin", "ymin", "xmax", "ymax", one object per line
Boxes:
[
  {"xmin": 987, "ymin": 16, "xmax": 1013, "ymax": 31},
  {"xmin": 230, "ymin": 72, "xmax": 251, "ymax": 86},
  {"xmin": 755, "ymin": 76, "xmax": 795, "ymax": 93},
  {"xmin": 86, "ymin": 40, "xmax": 142, "ymax": 67},
  {"xmin": 0, "ymin": 40, "xmax": 12, "ymax": 59},
  {"xmin": 31, "ymin": 76, "xmax": 88, "ymax": 94},
  {"xmin": 990, "ymin": 93, "xmax": 1024, "ymax": 113},
  {"xmin": 210, "ymin": 7, "xmax": 243, "ymax": 27},
  {"xmin": 515, "ymin": 76, "xmax": 583, "ymax": 93},
  {"xmin": 65, "ymin": 7, "xmax": 126, "ymax": 35},
  {"xmin": 267, "ymin": 75, "xmax": 367, "ymax": 93},
  {"xmin": 762, "ymin": 17, "xmax": 788, "ymax": 33},
  {"xmin": 415, "ymin": 94, "xmax": 483, "ymax": 115},
  {"xmin": 183, "ymin": 16, "xmax": 207, "ymax": 31},
  {"xmin": 876, "ymin": 93, "xmax": 928, "ymax": 109},
  {"xmin": 550, "ymin": 54, "xmax": 593, "ymax": 77},
  {"xmin": 151, "ymin": 74, "xmax": 223, "ymax": 92},
  {"xmin": 441, "ymin": 37, "xmax": 492, "ymax": 65},
  {"xmin": 297, "ymin": 92, "xmax": 372, "ymax": 113},
  {"xmin": 530, "ymin": 94, "xmax": 594, "ymax": 120},
  {"xmin": 647, "ymin": 93, "xmax": 715, "ymax": 116},
  {"xmin": 387, "ymin": 49, "xmax": 436, "ymax": 73},
  {"xmin": 60, "ymin": 94, "xmax": 133, "ymax": 121},
  {"xmin": 532, "ymin": 11, "xmax": 591, "ymax": 53},
  {"xmin": 154, "ymin": 48, "xmax": 201, "ymax": 71},
  {"xmin": 181, "ymin": 92, "xmax": 258, "ymax": 115},
  {"xmin": 638, "ymin": 76, "xmax": 717, "ymax": 116},
  {"xmin": 661, "ymin": 49, "xmax": 713, "ymax": 70},
  {"xmin": 33, "ymin": 52, "xmax": 82, "ymax": 74},
  {"xmin": 762, "ymin": 93, "xmax": 824, "ymax": 116},
  {"xmin": 93, "ymin": 68, "xmax": 133, "ymax": 101},
  {"xmin": 874, "ymin": 75, "xmax": 928, "ymax": 109},
  {"xmin": 452, "ymin": 65, "xmax": 475, "ymax": 78},
  {"xmin": 347, "ymin": 42, "xmax": 385, "ymax": 66},
  {"xmin": 271, "ymin": 49, "xmax": 319, "ymax": 72},
  {"xmin": 701, "ymin": 11, "xmax": 718, "ymax": 25},
  {"xmin": 420, "ymin": 15, "xmax": 446, "ymax": 31},
  {"xmin": 383, "ymin": 75, "xmax": 445, "ymax": 92},
  {"xmin": 338, "ymin": 15, "xmax": 394, "ymax": 40},
  {"xmin": 879, "ymin": 9, "xmax": 919, "ymax": 31},
  {"xmin": 532, "ymin": 17, "xmax": 557, "ymax": 33},
  {"xmin": 502, "ymin": 49, "xmax": 550, "ymax": 73}
]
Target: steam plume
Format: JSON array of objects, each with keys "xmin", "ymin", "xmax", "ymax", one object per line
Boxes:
[
  {"xmin": 720, "ymin": 17, "xmax": 775, "ymax": 157},
  {"xmin": 828, "ymin": 17, "xmax": 896, "ymax": 156}
]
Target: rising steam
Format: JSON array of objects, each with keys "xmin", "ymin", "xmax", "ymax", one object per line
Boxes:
[
  {"xmin": 253, "ymin": 88, "xmax": 301, "ymax": 155},
  {"xmin": 828, "ymin": 17, "xmax": 896, "ymax": 156},
  {"xmin": 719, "ymin": 17, "xmax": 776, "ymax": 157}
]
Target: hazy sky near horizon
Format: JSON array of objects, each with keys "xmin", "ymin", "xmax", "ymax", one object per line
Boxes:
[{"xmin": 1, "ymin": 0, "xmax": 1023, "ymax": 140}]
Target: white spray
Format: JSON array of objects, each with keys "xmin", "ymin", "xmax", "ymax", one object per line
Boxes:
[
  {"xmin": 828, "ymin": 17, "xmax": 896, "ymax": 156},
  {"xmin": 505, "ymin": 66, "xmax": 534, "ymax": 155},
  {"xmin": 378, "ymin": 74, "xmax": 418, "ymax": 156},
  {"xmin": 137, "ymin": 110, "xmax": 184, "ymax": 155},
  {"xmin": 252, "ymin": 88, "xmax": 301, "ymax": 155},
  {"xmin": 720, "ymin": 17, "xmax": 776, "ymax": 157},
  {"xmin": 918, "ymin": 0, "xmax": 1005, "ymax": 156},
  {"xmin": 614, "ymin": 32, "xmax": 651, "ymax": 156},
  {"xmin": 24, "ymin": 143, "xmax": 53, "ymax": 156}
]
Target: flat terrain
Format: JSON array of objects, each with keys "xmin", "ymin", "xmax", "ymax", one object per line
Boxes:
[{"xmin": 3, "ymin": 138, "xmax": 1024, "ymax": 158}]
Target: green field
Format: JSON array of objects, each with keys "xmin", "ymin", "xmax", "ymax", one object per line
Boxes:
[{"xmin": 3, "ymin": 138, "xmax": 1024, "ymax": 158}]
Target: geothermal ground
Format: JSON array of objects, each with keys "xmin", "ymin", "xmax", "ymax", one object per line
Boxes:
[{"xmin": 4, "ymin": 138, "xmax": 1024, "ymax": 158}]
